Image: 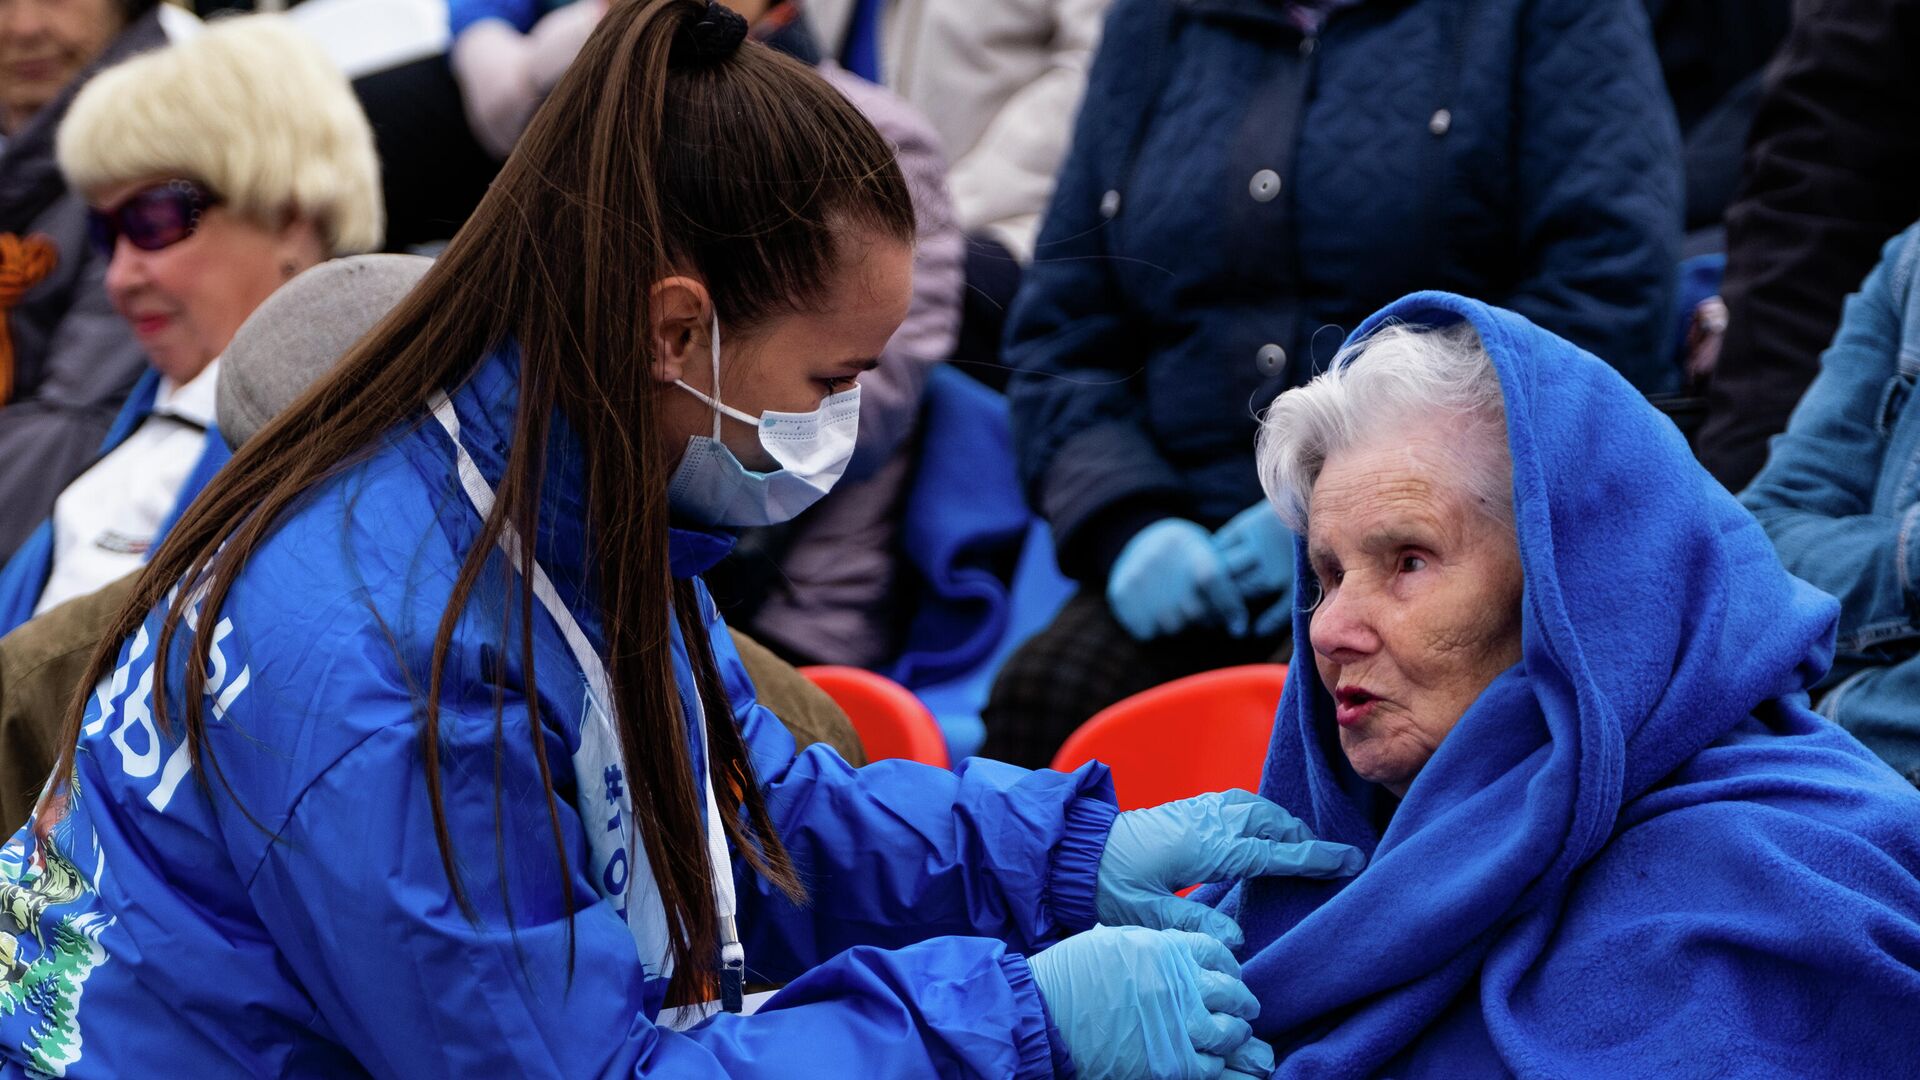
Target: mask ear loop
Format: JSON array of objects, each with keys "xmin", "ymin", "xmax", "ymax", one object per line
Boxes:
[
  {"xmin": 707, "ymin": 313, "xmax": 724, "ymax": 440},
  {"xmin": 673, "ymin": 313, "xmax": 762, "ymax": 428}
]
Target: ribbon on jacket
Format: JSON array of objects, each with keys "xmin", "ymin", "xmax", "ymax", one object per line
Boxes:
[
  {"xmin": 0, "ymin": 233, "xmax": 57, "ymax": 405},
  {"xmin": 427, "ymin": 390, "xmax": 742, "ymax": 1010}
]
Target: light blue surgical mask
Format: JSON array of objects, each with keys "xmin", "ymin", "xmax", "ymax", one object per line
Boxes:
[{"xmin": 667, "ymin": 315, "xmax": 861, "ymax": 528}]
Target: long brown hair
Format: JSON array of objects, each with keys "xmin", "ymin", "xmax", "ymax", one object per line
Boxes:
[{"xmin": 43, "ymin": 0, "xmax": 915, "ymax": 1003}]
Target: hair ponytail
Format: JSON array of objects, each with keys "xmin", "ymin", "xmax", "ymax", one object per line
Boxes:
[{"xmin": 47, "ymin": 0, "xmax": 914, "ymax": 1005}]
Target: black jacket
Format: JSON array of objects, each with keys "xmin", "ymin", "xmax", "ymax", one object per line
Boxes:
[{"xmin": 1696, "ymin": 0, "xmax": 1920, "ymax": 490}]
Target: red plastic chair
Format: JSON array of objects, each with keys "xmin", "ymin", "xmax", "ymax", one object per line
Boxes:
[
  {"xmin": 799, "ymin": 666, "xmax": 951, "ymax": 768},
  {"xmin": 1050, "ymin": 664, "xmax": 1287, "ymax": 810}
]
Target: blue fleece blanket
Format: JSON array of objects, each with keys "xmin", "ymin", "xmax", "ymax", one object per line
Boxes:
[
  {"xmin": 1206, "ymin": 292, "xmax": 1920, "ymax": 1078},
  {"xmin": 887, "ymin": 366, "xmax": 1033, "ymax": 688}
]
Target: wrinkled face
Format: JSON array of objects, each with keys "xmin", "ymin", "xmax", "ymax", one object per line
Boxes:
[
  {"xmin": 0, "ymin": 0, "xmax": 120, "ymax": 132},
  {"xmin": 1306, "ymin": 423, "xmax": 1524, "ymax": 796},
  {"xmin": 94, "ymin": 178, "xmax": 326, "ymax": 385},
  {"xmin": 660, "ymin": 230, "xmax": 912, "ymax": 472}
]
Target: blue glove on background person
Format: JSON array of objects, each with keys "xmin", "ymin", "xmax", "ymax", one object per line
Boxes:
[
  {"xmin": 1108, "ymin": 519, "xmax": 1250, "ymax": 641},
  {"xmin": 1098, "ymin": 790, "xmax": 1366, "ymax": 949},
  {"xmin": 1214, "ymin": 502, "xmax": 1296, "ymax": 639},
  {"xmin": 1029, "ymin": 925, "xmax": 1277, "ymax": 1079}
]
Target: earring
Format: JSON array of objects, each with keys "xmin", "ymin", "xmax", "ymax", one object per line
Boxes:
[{"xmin": 280, "ymin": 261, "xmax": 297, "ymax": 278}]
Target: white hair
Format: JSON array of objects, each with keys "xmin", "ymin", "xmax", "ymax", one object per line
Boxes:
[
  {"xmin": 1257, "ymin": 320, "xmax": 1512, "ymax": 534},
  {"xmin": 57, "ymin": 16, "xmax": 383, "ymax": 255}
]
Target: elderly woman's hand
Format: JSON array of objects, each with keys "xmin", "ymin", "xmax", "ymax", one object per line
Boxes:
[{"xmin": 1097, "ymin": 790, "xmax": 1365, "ymax": 949}]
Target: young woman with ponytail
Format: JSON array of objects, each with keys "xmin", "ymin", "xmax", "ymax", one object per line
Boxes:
[{"xmin": 0, "ymin": 3, "xmax": 1362, "ymax": 1075}]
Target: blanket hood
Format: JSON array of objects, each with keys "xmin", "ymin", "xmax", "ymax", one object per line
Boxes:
[{"xmin": 1212, "ymin": 291, "xmax": 1853, "ymax": 1071}]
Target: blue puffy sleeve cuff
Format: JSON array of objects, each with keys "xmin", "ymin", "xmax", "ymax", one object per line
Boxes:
[
  {"xmin": 1001, "ymin": 951, "xmax": 1077, "ymax": 1080},
  {"xmin": 1048, "ymin": 792, "xmax": 1119, "ymax": 934}
]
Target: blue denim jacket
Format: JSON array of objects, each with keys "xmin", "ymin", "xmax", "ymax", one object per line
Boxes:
[{"xmin": 1742, "ymin": 221, "xmax": 1920, "ymax": 777}]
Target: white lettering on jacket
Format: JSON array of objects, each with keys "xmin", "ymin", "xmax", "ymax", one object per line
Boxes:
[{"xmin": 90, "ymin": 587, "xmax": 253, "ymax": 814}]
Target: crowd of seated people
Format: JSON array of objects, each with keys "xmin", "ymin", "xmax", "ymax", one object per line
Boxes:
[
  {"xmin": 980, "ymin": 0, "xmax": 1684, "ymax": 767},
  {"xmin": 0, "ymin": 0, "xmax": 1914, "ymax": 1076}
]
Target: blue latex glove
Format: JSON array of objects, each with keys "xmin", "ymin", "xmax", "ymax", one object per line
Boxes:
[
  {"xmin": 1248, "ymin": 597, "xmax": 1293, "ymax": 640},
  {"xmin": 1108, "ymin": 519, "xmax": 1249, "ymax": 641},
  {"xmin": 1029, "ymin": 925, "xmax": 1276, "ymax": 1079},
  {"xmin": 1215, "ymin": 501, "xmax": 1296, "ymax": 616},
  {"xmin": 1098, "ymin": 789, "xmax": 1366, "ymax": 949}
]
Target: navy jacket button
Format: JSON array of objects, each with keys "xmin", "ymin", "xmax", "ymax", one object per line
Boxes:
[{"xmin": 1256, "ymin": 343, "xmax": 1287, "ymax": 376}]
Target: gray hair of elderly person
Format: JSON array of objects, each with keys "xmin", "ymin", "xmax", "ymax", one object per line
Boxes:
[
  {"xmin": 1256, "ymin": 321, "xmax": 1513, "ymax": 536},
  {"xmin": 215, "ymin": 254, "xmax": 431, "ymax": 450}
]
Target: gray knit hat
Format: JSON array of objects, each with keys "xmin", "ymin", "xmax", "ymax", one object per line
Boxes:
[{"xmin": 216, "ymin": 254, "xmax": 431, "ymax": 450}]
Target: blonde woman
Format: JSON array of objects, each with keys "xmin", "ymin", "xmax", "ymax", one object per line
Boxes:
[{"xmin": 0, "ymin": 15, "xmax": 382, "ymax": 635}]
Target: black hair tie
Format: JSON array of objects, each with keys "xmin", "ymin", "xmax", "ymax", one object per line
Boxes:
[{"xmin": 672, "ymin": 2, "xmax": 749, "ymax": 66}]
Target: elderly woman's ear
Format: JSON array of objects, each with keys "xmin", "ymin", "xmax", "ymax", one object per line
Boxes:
[{"xmin": 269, "ymin": 217, "xmax": 329, "ymax": 281}]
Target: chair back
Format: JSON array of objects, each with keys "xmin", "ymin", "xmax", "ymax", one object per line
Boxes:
[
  {"xmin": 1051, "ymin": 665, "xmax": 1286, "ymax": 810},
  {"xmin": 799, "ymin": 665, "xmax": 951, "ymax": 768}
]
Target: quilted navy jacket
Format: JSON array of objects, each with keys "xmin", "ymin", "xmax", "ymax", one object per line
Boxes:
[{"xmin": 1006, "ymin": 0, "xmax": 1682, "ymax": 582}]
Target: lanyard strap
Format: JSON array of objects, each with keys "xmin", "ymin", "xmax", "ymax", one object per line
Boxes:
[{"xmin": 427, "ymin": 393, "xmax": 742, "ymax": 1009}]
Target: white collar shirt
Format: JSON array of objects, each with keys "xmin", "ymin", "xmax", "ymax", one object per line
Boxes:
[{"xmin": 35, "ymin": 358, "xmax": 222, "ymax": 615}]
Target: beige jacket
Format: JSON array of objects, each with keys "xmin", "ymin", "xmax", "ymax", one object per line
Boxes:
[{"xmin": 805, "ymin": 0, "xmax": 1110, "ymax": 260}]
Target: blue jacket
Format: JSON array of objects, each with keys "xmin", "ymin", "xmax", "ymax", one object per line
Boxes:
[
  {"xmin": 1007, "ymin": 0, "xmax": 1682, "ymax": 582},
  {"xmin": 0, "ymin": 368, "xmax": 231, "ymax": 637},
  {"xmin": 1741, "ymin": 221, "xmax": 1920, "ymax": 779},
  {"xmin": 447, "ymin": 0, "xmax": 573, "ymax": 36},
  {"xmin": 1202, "ymin": 293, "xmax": 1920, "ymax": 1077},
  {"xmin": 0, "ymin": 350, "xmax": 1117, "ymax": 1078}
]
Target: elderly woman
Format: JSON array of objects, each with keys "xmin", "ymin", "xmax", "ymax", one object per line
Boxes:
[
  {"xmin": 0, "ymin": 15, "xmax": 382, "ymax": 636},
  {"xmin": 1201, "ymin": 291, "xmax": 1920, "ymax": 1076}
]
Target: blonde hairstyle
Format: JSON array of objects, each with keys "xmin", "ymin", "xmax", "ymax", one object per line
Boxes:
[{"xmin": 56, "ymin": 15, "xmax": 383, "ymax": 255}]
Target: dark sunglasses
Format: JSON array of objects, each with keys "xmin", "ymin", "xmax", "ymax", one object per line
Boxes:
[{"xmin": 87, "ymin": 180, "xmax": 219, "ymax": 258}]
